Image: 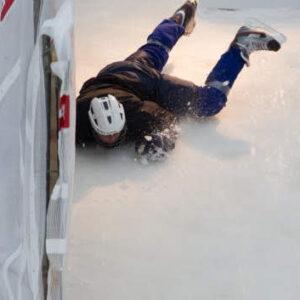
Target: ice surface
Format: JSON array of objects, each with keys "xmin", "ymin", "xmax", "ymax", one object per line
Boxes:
[{"xmin": 66, "ymin": 1, "xmax": 300, "ymax": 299}]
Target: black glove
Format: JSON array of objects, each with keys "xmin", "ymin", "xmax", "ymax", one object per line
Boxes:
[{"xmin": 135, "ymin": 130, "xmax": 177, "ymax": 163}]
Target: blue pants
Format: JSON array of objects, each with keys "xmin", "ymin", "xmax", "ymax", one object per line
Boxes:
[{"xmin": 126, "ymin": 19, "xmax": 245, "ymax": 117}]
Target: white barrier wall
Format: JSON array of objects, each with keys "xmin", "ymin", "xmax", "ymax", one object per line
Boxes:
[
  {"xmin": 41, "ymin": 3, "xmax": 75, "ymax": 299},
  {"xmin": 0, "ymin": 1, "xmax": 42, "ymax": 299},
  {"xmin": 0, "ymin": 0, "xmax": 74, "ymax": 299}
]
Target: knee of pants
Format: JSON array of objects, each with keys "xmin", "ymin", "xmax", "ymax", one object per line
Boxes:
[
  {"xmin": 139, "ymin": 44, "xmax": 169, "ymax": 71},
  {"xmin": 196, "ymin": 86, "xmax": 228, "ymax": 117},
  {"xmin": 147, "ymin": 19, "xmax": 185, "ymax": 51}
]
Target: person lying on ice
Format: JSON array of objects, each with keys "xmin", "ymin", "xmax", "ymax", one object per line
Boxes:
[{"xmin": 76, "ymin": 0, "xmax": 283, "ymax": 163}]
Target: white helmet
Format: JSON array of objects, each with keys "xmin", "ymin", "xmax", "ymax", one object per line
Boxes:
[{"xmin": 88, "ymin": 95, "xmax": 126, "ymax": 136}]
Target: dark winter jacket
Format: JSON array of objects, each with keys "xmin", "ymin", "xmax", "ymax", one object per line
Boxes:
[{"xmin": 76, "ymin": 59, "xmax": 199, "ymax": 157}]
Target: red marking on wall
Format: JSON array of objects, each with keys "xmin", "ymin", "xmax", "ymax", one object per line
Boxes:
[
  {"xmin": 59, "ymin": 95, "xmax": 70, "ymax": 129},
  {"xmin": 0, "ymin": 0, "xmax": 15, "ymax": 21}
]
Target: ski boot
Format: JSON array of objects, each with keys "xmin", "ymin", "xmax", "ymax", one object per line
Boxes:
[
  {"xmin": 231, "ymin": 19, "xmax": 285, "ymax": 66},
  {"xmin": 171, "ymin": 0, "xmax": 199, "ymax": 35}
]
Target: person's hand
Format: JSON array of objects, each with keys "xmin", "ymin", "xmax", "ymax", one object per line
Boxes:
[{"xmin": 135, "ymin": 131, "xmax": 176, "ymax": 164}]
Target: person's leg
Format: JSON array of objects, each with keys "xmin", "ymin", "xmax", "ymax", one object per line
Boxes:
[
  {"xmin": 195, "ymin": 22, "xmax": 283, "ymax": 117},
  {"xmin": 156, "ymin": 46, "xmax": 245, "ymax": 116},
  {"xmin": 205, "ymin": 46, "xmax": 245, "ymax": 95},
  {"xmin": 126, "ymin": 0, "xmax": 198, "ymax": 72},
  {"xmin": 125, "ymin": 19, "xmax": 185, "ymax": 72},
  {"xmin": 195, "ymin": 46, "xmax": 246, "ymax": 117},
  {"xmin": 157, "ymin": 21, "xmax": 283, "ymax": 118}
]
